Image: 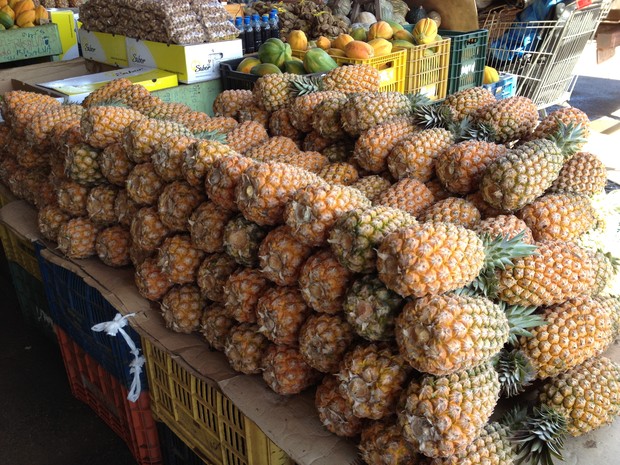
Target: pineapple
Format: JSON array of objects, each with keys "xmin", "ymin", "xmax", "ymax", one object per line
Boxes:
[
  {"xmin": 256, "ymin": 286, "xmax": 311, "ymax": 346},
  {"xmin": 182, "ymin": 139, "xmax": 239, "ymax": 188},
  {"xmin": 341, "ymin": 92, "xmax": 413, "ymax": 136},
  {"xmin": 80, "ymin": 104, "xmax": 144, "ymax": 149},
  {"xmin": 190, "ymin": 116, "xmax": 238, "ymax": 134},
  {"xmin": 311, "ymin": 94, "xmax": 349, "ymax": 140},
  {"xmin": 81, "ymin": 78, "xmax": 132, "ymax": 108},
  {"xmin": 259, "ymin": 150, "xmax": 329, "ymax": 173},
  {"xmin": 197, "ymin": 253, "xmax": 239, "ymax": 303},
  {"xmin": 95, "ymin": 225, "xmax": 131, "ymax": 267},
  {"xmin": 290, "ymin": 91, "xmax": 346, "ymax": 134},
  {"xmin": 99, "ymin": 143, "xmax": 135, "ymax": 186},
  {"xmin": 16, "ymin": 144, "xmax": 49, "ymax": 170},
  {"xmin": 343, "ymin": 274, "xmax": 405, "ymax": 342},
  {"xmin": 253, "ymin": 73, "xmax": 300, "ymax": 112},
  {"xmin": 440, "ymin": 86, "xmax": 497, "ymax": 122},
  {"xmin": 517, "ymin": 193, "xmax": 597, "ymax": 241},
  {"xmin": 224, "ymin": 323, "xmax": 269, "ymax": 374},
  {"xmin": 425, "ymin": 178, "xmax": 453, "ymax": 202},
  {"xmin": 134, "ymin": 257, "xmax": 173, "ymax": 302},
  {"xmin": 322, "ymin": 139, "xmax": 355, "ymax": 163},
  {"xmin": 212, "ymin": 89, "xmax": 254, "ymax": 118},
  {"xmin": 396, "ymin": 293, "xmax": 509, "ymax": 376},
  {"xmin": 328, "ymin": 205, "xmax": 417, "ymax": 274},
  {"xmin": 200, "ymin": 303, "xmax": 236, "ymax": 351},
  {"xmin": 299, "ymin": 313, "xmax": 355, "ymax": 374},
  {"xmin": 151, "ymin": 135, "xmax": 197, "ymax": 182},
  {"xmin": 145, "ymin": 102, "xmax": 193, "ymax": 121},
  {"xmin": 64, "ymin": 143, "xmax": 105, "ymax": 186},
  {"xmin": 373, "ymin": 178, "xmax": 435, "ymax": 217},
  {"xmin": 86, "ymin": 184, "xmax": 118, "ymax": 227},
  {"xmin": 350, "ymin": 175, "xmax": 392, "ymax": 203},
  {"xmin": 189, "ymin": 201, "xmax": 235, "ymax": 253},
  {"xmin": 517, "ymin": 296, "xmax": 613, "ymax": 379},
  {"xmin": 466, "ymin": 191, "xmax": 506, "ymax": 219},
  {"xmin": 262, "ymin": 344, "xmax": 322, "ymax": 396},
  {"xmin": 130, "ymin": 206, "xmax": 170, "ymax": 252},
  {"xmin": 157, "ymin": 181, "xmax": 206, "ymax": 232},
  {"xmin": 26, "ymin": 104, "xmax": 84, "ymax": 150},
  {"xmin": 57, "ymin": 180, "xmax": 90, "ymax": 216},
  {"xmin": 244, "ymin": 136, "xmax": 301, "ymax": 161},
  {"xmin": 303, "ymin": 130, "xmax": 333, "ymax": 153},
  {"xmin": 353, "ymin": 117, "xmax": 418, "ymax": 173},
  {"xmin": 237, "ymin": 104, "xmax": 271, "ymax": 128},
  {"xmin": 549, "ymin": 151, "xmax": 607, "ymax": 196},
  {"xmin": 224, "ymin": 267, "xmax": 272, "ymax": 324},
  {"xmin": 268, "ymin": 108, "xmax": 304, "ymax": 142},
  {"xmin": 359, "ymin": 419, "xmax": 419, "ymax": 465},
  {"xmin": 315, "ymin": 375, "xmax": 365, "ymax": 437},
  {"xmin": 587, "ymin": 249, "xmax": 617, "ymax": 296},
  {"xmin": 38, "ymin": 204, "xmax": 71, "ymax": 242},
  {"xmin": 337, "ymin": 343, "xmax": 411, "ymax": 420},
  {"xmin": 474, "ymin": 214, "xmax": 535, "ymax": 243},
  {"xmin": 530, "ymin": 106, "xmax": 590, "ymax": 142},
  {"xmin": 57, "ymin": 217, "xmax": 100, "ymax": 259},
  {"xmin": 284, "ymin": 183, "xmax": 371, "ymax": 247},
  {"xmin": 236, "ymin": 162, "xmax": 325, "ymax": 226},
  {"xmin": 129, "ymin": 243, "xmax": 154, "ymax": 268},
  {"xmin": 399, "ymin": 362, "xmax": 501, "ymax": 458},
  {"xmin": 386, "ymin": 128, "xmax": 454, "ymax": 183},
  {"xmin": 418, "ymin": 197, "xmax": 482, "ymax": 228},
  {"xmin": 594, "ymin": 296, "xmax": 620, "ymax": 338},
  {"xmin": 114, "ymin": 189, "xmax": 140, "ymax": 228},
  {"xmin": 320, "ymin": 64, "xmax": 381, "ymax": 94},
  {"xmin": 123, "ymin": 118, "xmax": 192, "ymax": 164},
  {"xmin": 435, "ymin": 140, "xmax": 509, "ymax": 195},
  {"xmin": 3, "ymin": 95, "xmax": 61, "ymax": 137},
  {"xmin": 225, "ymin": 120, "xmax": 269, "ymax": 154},
  {"xmin": 298, "ymin": 249, "xmax": 353, "ymax": 315},
  {"xmin": 109, "ymin": 84, "xmax": 161, "ymax": 113},
  {"xmin": 125, "ymin": 163, "xmax": 166, "ymax": 206},
  {"xmin": 316, "ymin": 162, "xmax": 359, "ymax": 185},
  {"xmin": 222, "ymin": 215, "xmax": 269, "ymax": 268},
  {"xmin": 205, "ymin": 155, "xmax": 256, "ymax": 212},
  {"xmin": 161, "ymin": 284, "xmax": 205, "ymax": 334},
  {"xmin": 472, "ymin": 96, "xmax": 538, "ymax": 143},
  {"xmin": 497, "ymin": 240, "xmax": 595, "ymax": 306},
  {"xmin": 258, "ymin": 225, "xmax": 313, "ymax": 287},
  {"xmin": 157, "ymin": 234, "xmax": 205, "ymax": 284},
  {"xmin": 34, "ymin": 177, "xmax": 58, "ymax": 210}
]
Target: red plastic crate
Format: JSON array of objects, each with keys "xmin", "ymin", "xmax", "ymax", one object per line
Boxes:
[{"xmin": 56, "ymin": 325, "xmax": 163, "ymax": 465}]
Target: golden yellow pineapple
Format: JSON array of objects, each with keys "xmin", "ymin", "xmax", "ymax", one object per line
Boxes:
[
  {"xmin": 223, "ymin": 267, "xmax": 272, "ymax": 324},
  {"xmin": 472, "ymin": 96, "xmax": 539, "ymax": 143},
  {"xmin": 256, "ymin": 286, "xmax": 311, "ymax": 346},
  {"xmin": 26, "ymin": 104, "xmax": 84, "ymax": 150},
  {"xmin": 373, "ymin": 178, "xmax": 435, "ymax": 217},
  {"xmin": 200, "ymin": 303, "xmax": 236, "ymax": 352},
  {"xmin": 161, "ymin": 284, "xmax": 205, "ymax": 334},
  {"xmin": 80, "ymin": 104, "xmax": 145, "ymax": 149},
  {"xmin": 262, "ymin": 344, "xmax": 322, "ymax": 396},
  {"xmin": 95, "ymin": 225, "xmax": 131, "ymax": 267},
  {"xmin": 130, "ymin": 207, "xmax": 171, "ymax": 252},
  {"xmin": 549, "ymin": 151, "xmax": 607, "ymax": 196},
  {"xmin": 126, "ymin": 163, "xmax": 166, "ymax": 206},
  {"xmin": 440, "ymin": 86, "xmax": 497, "ymax": 122},
  {"xmin": 258, "ymin": 225, "xmax": 313, "ymax": 286},
  {"xmin": 359, "ymin": 419, "xmax": 419, "ymax": 465},
  {"xmin": 311, "ymin": 94, "xmax": 349, "ymax": 140},
  {"xmin": 237, "ymin": 104, "xmax": 271, "ymax": 128},
  {"xmin": 316, "ymin": 162, "xmax": 360, "ymax": 185},
  {"xmin": 224, "ymin": 323, "xmax": 269, "ymax": 374},
  {"xmin": 86, "ymin": 184, "xmax": 118, "ymax": 227},
  {"xmin": 337, "ymin": 343, "xmax": 411, "ymax": 420},
  {"xmin": 418, "ymin": 197, "xmax": 482, "ymax": 228},
  {"xmin": 222, "ymin": 215, "xmax": 269, "ymax": 268},
  {"xmin": 157, "ymin": 234, "xmax": 205, "ymax": 284},
  {"xmin": 190, "ymin": 115, "xmax": 238, "ymax": 134},
  {"xmin": 256, "ymin": 150, "xmax": 329, "ymax": 173},
  {"xmin": 284, "ymin": 183, "xmax": 371, "ymax": 246},
  {"xmin": 2, "ymin": 92, "xmax": 61, "ymax": 137},
  {"xmin": 587, "ymin": 249, "xmax": 617, "ymax": 296},
  {"xmin": 212, "ymin": 89, "xmax": 254, "ymax": 118},
  {"xmin": 16, "ymin": 144, "xmax": 49, "ymax": 170},
  {"xmin": 123, "ymin": 117, "xmax": 192, "ymax": 164},
  {"xmin": 435, "ymin": 140, "xmax": 509, "ymax": 195},
  {"xmin": 474, "ymin": 214, "xmax": 534, "ymax": 243},
  {"xmin": 134, "ymin": 257, "xmax": 173, "ymax": 302},
  {"xmin": 57, "ymin": 217, "xmax": 100, "ymax": 259},
  {"xmin": 157, "ymin": 181, "xmax": 206, "ymax": 232},
  {"xmin": 290, "ymin": 90, "xmax": 346, "ymax": 133},
  {"xmin": 253, "ymin": 72, "xmax": 299, "ymax": 112},
  {"xmin": 188, "ymin": 201, "xmax": 235, "ymax": 253},
  {"xmin": 114, "ymin": 189, "xmax": 140, "ymax": 228},
  {"xmin": 320, "ymin": 64, "xmax": 381, "ymax": 94},
  {"xmin": 109, "ymin": 84, "xmax": 161, "ymax": 113},
  {"xmin": 99, "ymin": 143, "xmax": 135, "ymax": 186},
  {"xmin": 205, "ymin": 155, "xmax": 256, "ymax": 212},
  {"xmin": 530, "ymin": 106, "xmax": 590, "ymax": 142},
  {"xmin": 465, "ymin": 191, "xmax": 506, "ymax": 219},
  {"xmin": 315, "ymin": 375, "xmax": 365, "ymax": 437},
  {"xmin": 197, "ymin": 253, "xmax": 239, "ymax": 303},
  {"xmin": 322, "ymin": 139, "xmax": 355, "ymax": 163},
  {"xmin": 182, "ymin": 139, "xmax": 239, "ymax": 188},
  {"xmin": 151, "ymin": 135, "xmax": 197, "ymax": 183},
  {"xmin": 425, "ymin": 178, "xmax": 453, "ymax": 201},
  {"xmin": 81, "ymin": 78, "xmax": 133, "ymax": 108},
  {"xmin": 350, "ymin": 175, "xmax": 392, "ymax": 203},
  {"xmin": 244, "ymin": 136, "xmax": 301, "ymax": 161},
  {"xmin": 57, "ymin": 180, "xmax": 90, "ymax": 216},
  {"xmin": 225, "ymin": 120, "xmax": 269, "ymax": 155},
  {"xmin": 144, "ymin": 102, "xmax": 193, "ymax": 121},
  {"xmin": 64, "ymin": 143, "xmax": 105, "ymax": 186},
  {"xmin": 303, "ymin": 130, "xmax": 333, "ymax": 153},
  {"xmin": 399, "ymin": 362, "xmax": 501, "ymax": 458},
  {"xmin": 268, "ymin": 108, "xmax": 304, "ymax": 142},
  {"xmin": 299, "ymin": 313, "xmax": 355, "ymax": 374},
  {"xmin": 342, "ymin": 92, "xmax": 413, "ymax": 137},
  {"xmin": 38, "ymin": 204, "xmax": 72, "ymax": 242}
]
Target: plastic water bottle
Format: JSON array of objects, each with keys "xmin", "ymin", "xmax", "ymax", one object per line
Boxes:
[
  {"xmin": 269, "ymin": 9, "xmax": 280, "ymax": 39},
  {"xmin": 235, "ymin": 16, "xmax": 246, "ymax": 54},
  {"xmin": 243, "ymin": 16, "xmax": 255, "ymax": 53},
  {"xmin": 252, "ymin": 14, "xmax": 263, "ymax": 51},
  {"xmin": 261, "ymin": 14, "xmax": 271, "ymax": 44}
]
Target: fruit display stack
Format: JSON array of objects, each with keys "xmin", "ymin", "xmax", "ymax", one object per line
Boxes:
[
  {"xmin": 1, "ymin": 70, "xmax": 620, "ymax": 465},
  {"xmin": 0, "ymin": 0, "xmax": 50, "ymax": 30},
  {"xmin": 79, "ymin": 0, "xmax": 239, "ymax": 44}
]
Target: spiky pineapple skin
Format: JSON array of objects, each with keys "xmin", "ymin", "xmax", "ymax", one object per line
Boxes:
[
  {"xmin": 373, "ymin": 178, "xmax": 435, "ymax": 217},
  {"xmin": 224, "ymin": 323, "xmax": 269, "ymax": 374},
  {"xmin": 57, "ymin": 217, "xmax": 99, "ymax": 259},
  {"xmin": 315, "ymin": 375, "xmax": 365, "ymax": 438},
  {"xmin": 126, "ymin": 163, "xmax": 166, "ymax": 206},
  {"xmin": 341, "ymin": 92, "xmax": 413, "ymax": 136},
  {"xmin": 161, "ymin": 285, "xmax": 205, "ymax": 334},
  {"xmin": 253, "ymin": 73, "xmax": 299, "ymax": 112},
  {"xmin": 205, "ymin": 155, "xmax": 256, "ymax": 212},
  {"xmin": 418, "ymin": 197, "xmax": 482, "ymax": 228},
  {"xmin": 258, "ymin": 225, "xmax": 313, "ymax": 287},
  {"xmin": 549, "ymin": 151, "xmax": 607, "ymax": 196},
  {"xmin": 197, "ymin": 253, "xmax": 239, "ymax": 303},
  {"xmin": 256, "ymin": 286, "xmax": 310, "ymax": 346},
  {"xmin": 189, "ymin": 201, "xmax": 235, "ymax": 253},
  {"xmin": 299, "ymin": 313, "xmax": 355, "ymax": 374},
  {"xmin": 157, "ymin": 181, "xmax": 205, "ymax": 232},
  {"xmin": 262, "ymin": 344, "xmax": 321, "ymax": 396},
  {"xmin": 321, "ymin": 64, "xmax": 381, "ymax": 94},
  {"xmin": 130, "ymin": 206, "xmax": 171, "ymax": 252},
  {"xmin": 441, "ymin": 86, "xmax": 497, "ymax": 121},
  {"xmin": 81, "ymin": 105, "xmax": 144, "ymax": 149},
  {"xmin": 157, "ymin": 235, "xmax": 205, "ymax": 285},
  {"xmin": 134, "ymin": 257, "xmax": 173, "ymax": 302},
  {"xmin": 200, "ymin": 303, "xmax": 236, "ymax": 352},
  {"xmin": 226, "ymin": 120, "xmax": 269, "ymax": 155},
  {"xmin": 290, "ymin": 91, "xmax": 346, "ymax": 133},
  {"xmin": 38, "ymin": 204, "xmax": 71, "ymax": 242},
  {"xmin": 224, "ymin": 268, "xmax": 271, "ymax": 324},
  {"xmin": 473, "ymin": 96, "xmax": 538, "ymax": 143},
  {"xmin": 474, "ymin": 214, "xmax": 534, "ymax": 243}
]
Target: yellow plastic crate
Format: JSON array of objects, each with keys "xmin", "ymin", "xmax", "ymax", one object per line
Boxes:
[
  {"xmin": 0, "ymin": 224, "xmax": 41, "ymax": 280},
  {"xmin": 403, "ymin": 38, "xmax": 451, "ymax": 99},
  {"xmin": 143, "ymin": 338, "xmax": 295, "ymax": 465},
  {"xmin": 292, "ymin": 49, "xmax": 407, "ymax": 93}
]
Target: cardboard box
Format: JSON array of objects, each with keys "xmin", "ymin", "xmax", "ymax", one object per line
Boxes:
[
  {"xmin": 36, "ymin": 66, "xmax": 179, "ymax": 103},
  {"xmin": 125, "ymin": 38, "xmax": 243, "ymax": 84},
  {"xmin": 49, "ymin": 9, "xmax": 79, "ymax": 62},
  {"xmin": 78, "ymin": 29, "xmax": 128, "ymax": 67},
  {"xmin": 0, "ymin": 58, "xmax": 91, "ymax": 96},
  {"xmin": 152, "ymin": 79, "xmax": 222, "ymax": 115},
  {"xmin": 0, "ymin": 24, "xmax": 63, "ymax": 64}
]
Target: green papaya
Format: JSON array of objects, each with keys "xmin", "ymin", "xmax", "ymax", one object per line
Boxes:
[
  {"xmin": 385, "ymin": 20, "xmax": 404, "ymax": 32},
  {"xmin": 284, "ymin": 60, "xmax": 306, "ymax": 75},
  {"xmin": 303, "ymin": 48, "xmax": 338, "ymax": 74},
  {"xmin": 0, "ymin": 11, "xmax": 14, "ymax": 29},
  {"xmin": 350, "ymin": 27, "xmax": 367, "ymax": 41},
  {"xmin": 392, "ymin": 40, "xmax": 416, "ymax": 49},
  {"xmin": 258, "ymin": 38, "xmax": 292, "ymax": 69},
  {"xmin": 236, "ymin": 57, "xmax": 261, "ymax": 73},
  {"xmin": 250, "ymin": 63, "xmax": 283, "ymax": 76}
]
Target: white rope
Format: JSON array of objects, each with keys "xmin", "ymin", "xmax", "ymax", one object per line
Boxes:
[{"xmin": 91, "ymin": 313, "xmax": 144, "ymax": 402}]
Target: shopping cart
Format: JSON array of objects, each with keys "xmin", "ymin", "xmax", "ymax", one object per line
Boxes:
[{"xmin": 481, "ymin": 1, "xmax": 609, "ymax": 110}]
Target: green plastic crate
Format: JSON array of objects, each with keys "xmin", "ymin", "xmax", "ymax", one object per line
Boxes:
[{"xmin": 440, "ymin": 29, "xmax": 488, "ymax": 95}]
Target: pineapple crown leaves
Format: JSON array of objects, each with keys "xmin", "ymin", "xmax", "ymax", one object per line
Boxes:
[
  {"xmin": 546, "ymin": 119, "xmax": 587, "ymax": 158},
  {"xmin": 500, "ymin": 404, "xmax": 530, "ymax": 430},
  {"xmin": 460, "ymin": 118, "xmax": 497, "ymax": 142},
  {"xmin": 406, "ymin": 92, "xmax": 434, "ymax": 112},
  {"xmin": 494, "ymin": 348, "xmax": 536, "ymax": 398},
  {"xmin": 412, "ymin": 102, "xmax": 453, "ymax": 130},
  {"xmin": 501, "ymin": 302, "xmax": 547, "ymax": 346},
  {"xmin": 194, "ymin": 130, "xmax": 228, "ymax": 144},
  {"xmin": 512, "ymin": 405, "xmax": 568, "ymax": 465},
  {"xmin": 290, "ymin": 75, "xmax": 323, "ymax": 97}
]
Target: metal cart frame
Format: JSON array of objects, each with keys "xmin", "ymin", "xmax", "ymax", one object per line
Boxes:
[{"xmin": 481, "ymin": 1, "xmax": 609, "ymax": 110}]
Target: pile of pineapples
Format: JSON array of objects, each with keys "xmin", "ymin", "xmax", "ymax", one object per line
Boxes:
[{"xmin": 1, "ymin": 66, "xmax": 620, "ymax": 465}]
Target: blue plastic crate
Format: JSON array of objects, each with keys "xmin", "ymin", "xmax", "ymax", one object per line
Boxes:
[
  {"xmin": 36, "ymin": 243, "xmax": 147, "ymax": 391},
  {"xmin": 483, "ymin": 73, "xmax": 517, "ymax": 100}
]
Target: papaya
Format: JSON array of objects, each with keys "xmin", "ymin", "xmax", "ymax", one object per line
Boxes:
[
  {"xmin": 250, "ymin": 63, "xmax": 283, "ymax": 76},
  {"xmin": 393, "ymin": 29, "xmax": 415, "ymax": 44},
  {"xmin": 385, "ymin": 19, "xmax": 404, "ymax": 33},
  {"xmin": 236, "ymin": 57, "xmax": 261, "ymax": 73},
  {"xmin": 8, "ymin": 0, "xmax": 19, "ymax": 8},
  {"xmin": 12, "ymin": 0, "xmax": 34, "ymax": 17},
  {"xmin": 350, "ymin": 27, "xmax": 367, "ymax": 42},
  {"xmin": 1, "ymin": 5, "xmax": 14, "ymax": 20},
  {"xmin": 0, "ymin": 0, "xmax": 7, "ymax": 8},
  {"xmin": 315, "ymin": 36, "xmax": 331, "ymax": 50},
  {"xmin": 331, "ymin": 33, "xmax": 353, "ymax": 51},
  {"xmin": 368, "ymin": 38, "xmax": 393, "ymax": 57},
  {"xmin": 413, "ymin": 18, "xmax": 439, "ymax": 45},
  {"xmin": 0, "ymin": 9, "xmax": 13, "ymax": 27},
  {"xmin": 284, "ymin": 60, "xmax": 306, "ymax": 75},
  {"xmin": 33, "ymin": 5, "xmax": 48, "ymax": 25},
  {"xmin": 326, "ymin": 48, "xmax": 346, "ymax": 57},
  {"xmin": 344, "ymin": 40, "xmax": 374, "ymax": 59},
  {"xmin": 16, "ymin": 8, "xmax": 34, "ymax": 27},
  {"xmin": 257, "ymin": 38, "xmax": 292, "ymax": 69},
  {"xmin": 392, "ymin": 40, "xmax": 415, "ymax": 49},
  {"xmin": 303, "ymin": 47, "xmax": 338, "ymax": 73},
  {"xmin": 368, "ymin": 21, "xmax": 393, "ymax": 41},
  {"xmin": 288, "ymin": 30, "xmax": 308, "ymax": 51},
  {"xmin": 19, "ymin": 20, "xmax": 33, "ymax": 27}
]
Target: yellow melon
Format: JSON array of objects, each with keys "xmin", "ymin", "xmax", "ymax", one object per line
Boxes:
[{"xmin": 368, "ymin": 20, "xmax": 394, "ymax": 40}]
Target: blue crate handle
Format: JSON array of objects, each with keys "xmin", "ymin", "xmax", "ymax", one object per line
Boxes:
[{"xmin": 91, "ymin": 313, "xmax": 145, "ymax": 403}]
